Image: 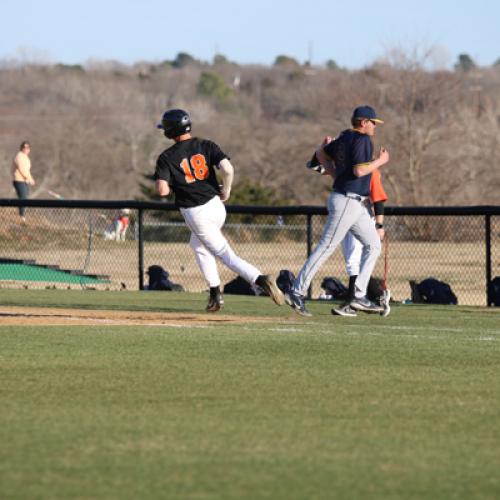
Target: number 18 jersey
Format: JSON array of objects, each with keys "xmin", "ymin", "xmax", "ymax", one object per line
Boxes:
[{"xmin": 154, "ymin": 137, "xmax": 229, "ymax": 208}]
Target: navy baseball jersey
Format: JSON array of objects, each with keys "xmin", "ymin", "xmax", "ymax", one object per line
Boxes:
[
  {"xmin": 324, "ymin": 129, "xmax": 373, "ymax": 196},
  {"xmin": 155, "ymin": 138, "xmax": 229, "ymax": 208}
]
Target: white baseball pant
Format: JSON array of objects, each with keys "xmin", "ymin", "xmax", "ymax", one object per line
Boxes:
[
  {"xmin": 293, "ymin": 191, "xmax": 381, "ymax": 299},
  {"xmin": 180, "ymin": 195, "xmax": 261, "ymax": 288}
]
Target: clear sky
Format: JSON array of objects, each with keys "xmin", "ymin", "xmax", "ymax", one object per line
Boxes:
[{"xmin": 1, "ymin": 0, "xmax": 498, "ymax": 69}]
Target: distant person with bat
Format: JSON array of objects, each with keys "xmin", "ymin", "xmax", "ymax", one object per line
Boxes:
[{"xmin": 11, "ymin": 141, "xmax": 35, "ymax": 224}]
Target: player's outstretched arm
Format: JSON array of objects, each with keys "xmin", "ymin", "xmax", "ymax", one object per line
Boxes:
[
  {"xmin": 156, "ymin": 179, "xmax": 171, "ymax": 197},
  {"xmin": 218, "ymin": 158, "xmax": 234, "ymax": 202},
  {"xmin": 353, "ymin": 147, "xmax": 389, "ymax": 177}
]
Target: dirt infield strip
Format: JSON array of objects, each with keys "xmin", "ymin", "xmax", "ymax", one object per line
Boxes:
[{"xmin": 0, "ymin": 306, "xmax": 276, "ymax": 327}]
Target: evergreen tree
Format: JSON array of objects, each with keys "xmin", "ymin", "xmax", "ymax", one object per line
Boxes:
[{"xmin": 454, "ymin": 53, "xmax": 476, "ymax": 72}]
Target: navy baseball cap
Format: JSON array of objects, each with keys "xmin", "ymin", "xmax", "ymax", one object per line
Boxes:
[{"xmin": 352, "ymin": 105, "xmax": 384, "ymax": 123}]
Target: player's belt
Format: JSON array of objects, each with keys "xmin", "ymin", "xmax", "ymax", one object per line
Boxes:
[{"xmin": 336, "ymin": 190, "xmax": 369, "ymax": 202}]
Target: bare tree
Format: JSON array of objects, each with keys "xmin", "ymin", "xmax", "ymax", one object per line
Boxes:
[{"xmin": 0, "ymin": 53, "xmax": 499, "ymax": 207}]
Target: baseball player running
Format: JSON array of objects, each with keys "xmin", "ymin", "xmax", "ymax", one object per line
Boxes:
[
  {"xmin": 154, "ymin": 108, "xmax": 284, "ymax": 312},
  {"xmin": 285, "ymin": 105, "xmax": 389, "ymax": 316},
  {"xmin": 333, "ymin": 168, "xmax": 391, "ymax": 317}
]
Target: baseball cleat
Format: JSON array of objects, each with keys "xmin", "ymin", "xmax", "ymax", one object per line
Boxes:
[
  {"xmin": 332, "ymin": 303, "xmax": 358, "ymax": 317},
  {"xmin": 350, "ymin": 296, "xmax": 383, "ymax": 313},
  {"xmin": 284, "ymin": 290, "xmax": 312, "ymax": 317},
  {"xmin": 206, "ymin": 292, "xmax": 224, "ymax": 313},
  {"xmin": 380, "ymin": 289, "xmax": 391, "ymax": 317},
  {"xmin": 255, "ymin": 275, "xmax": 285, "ymax": 306}
]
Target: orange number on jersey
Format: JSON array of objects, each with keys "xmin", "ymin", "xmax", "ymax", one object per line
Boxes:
[
  {"xmin": 180, "ymin": 154, "xmax": 209, "ymax": 183},
  {"xmin": 180, "ymin": 158, "xmax": 196, "ymax": 183},
  {"xmin": 191, "ymin": 154, "xmax": 209, "ymax": 180}
]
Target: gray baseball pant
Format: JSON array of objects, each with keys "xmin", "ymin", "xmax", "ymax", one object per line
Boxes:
[{"xmin": 293, "ymin": 191, "xmax": 381, "ymax": 299}]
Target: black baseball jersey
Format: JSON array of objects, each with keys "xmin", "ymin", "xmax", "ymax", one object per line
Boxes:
[{"xmin": 155, "ymin": 137, "xmax": 229, "ymax": 208}]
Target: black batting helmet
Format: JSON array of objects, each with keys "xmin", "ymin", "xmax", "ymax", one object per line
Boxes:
[{"xmin": 157, "ymin": 109, "xmax": 192, "ymax": 138}]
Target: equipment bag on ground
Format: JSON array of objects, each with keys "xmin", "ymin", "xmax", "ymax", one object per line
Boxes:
[{"xmin": 410, "ymin": 277, "xmax": 458, "ymax": 305}]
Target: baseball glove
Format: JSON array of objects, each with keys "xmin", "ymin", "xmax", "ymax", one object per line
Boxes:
[{"xmin": 305, "ymin": 152, "xmax": 326, "ymax": 174}]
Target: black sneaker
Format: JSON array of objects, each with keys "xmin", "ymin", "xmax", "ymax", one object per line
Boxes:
[
  {"xmin": 350, "ymin": 296, "xmax": 383, "ymax": 313},
  {"xmin": 332, "ymin": 303, "xmax": 358, "ymax": 317},
  {"xmin": 206, "ymin": 292, "xmax": 224, "ymax": 312},
  {"xmin": 284, "ymin": 290, "xmax": 312, "ymax": 317},
  {"xmin": 255, "ymin": 275, "xmax": 285, "ymax": 306}
]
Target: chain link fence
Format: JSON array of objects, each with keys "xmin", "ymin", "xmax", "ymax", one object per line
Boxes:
[{"xmin": 1, "ymin": 200, "xmax": 498, "ymax": 306}]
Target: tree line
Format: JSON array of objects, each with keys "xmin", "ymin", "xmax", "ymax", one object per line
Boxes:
[{"xmin": 0, "ymin": 49, "xmax": 498, "ymax": 206}]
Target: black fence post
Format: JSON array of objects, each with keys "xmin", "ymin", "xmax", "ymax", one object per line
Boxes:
[
  {"xmin": 485, "ymin": 214, "xmax": 492, "ymax": 306},
  {"xmin": 138, "ymin": 208, "xmax": 144, "ymax": 291},
  {"xmin": 307, "ymin": 214, "xmax": 313, "ymax": 299}
]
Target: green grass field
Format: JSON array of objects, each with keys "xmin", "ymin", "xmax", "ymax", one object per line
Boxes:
[{"xmin": 1, "ymin": 290, "xmax": 499, "ymax": 499}]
